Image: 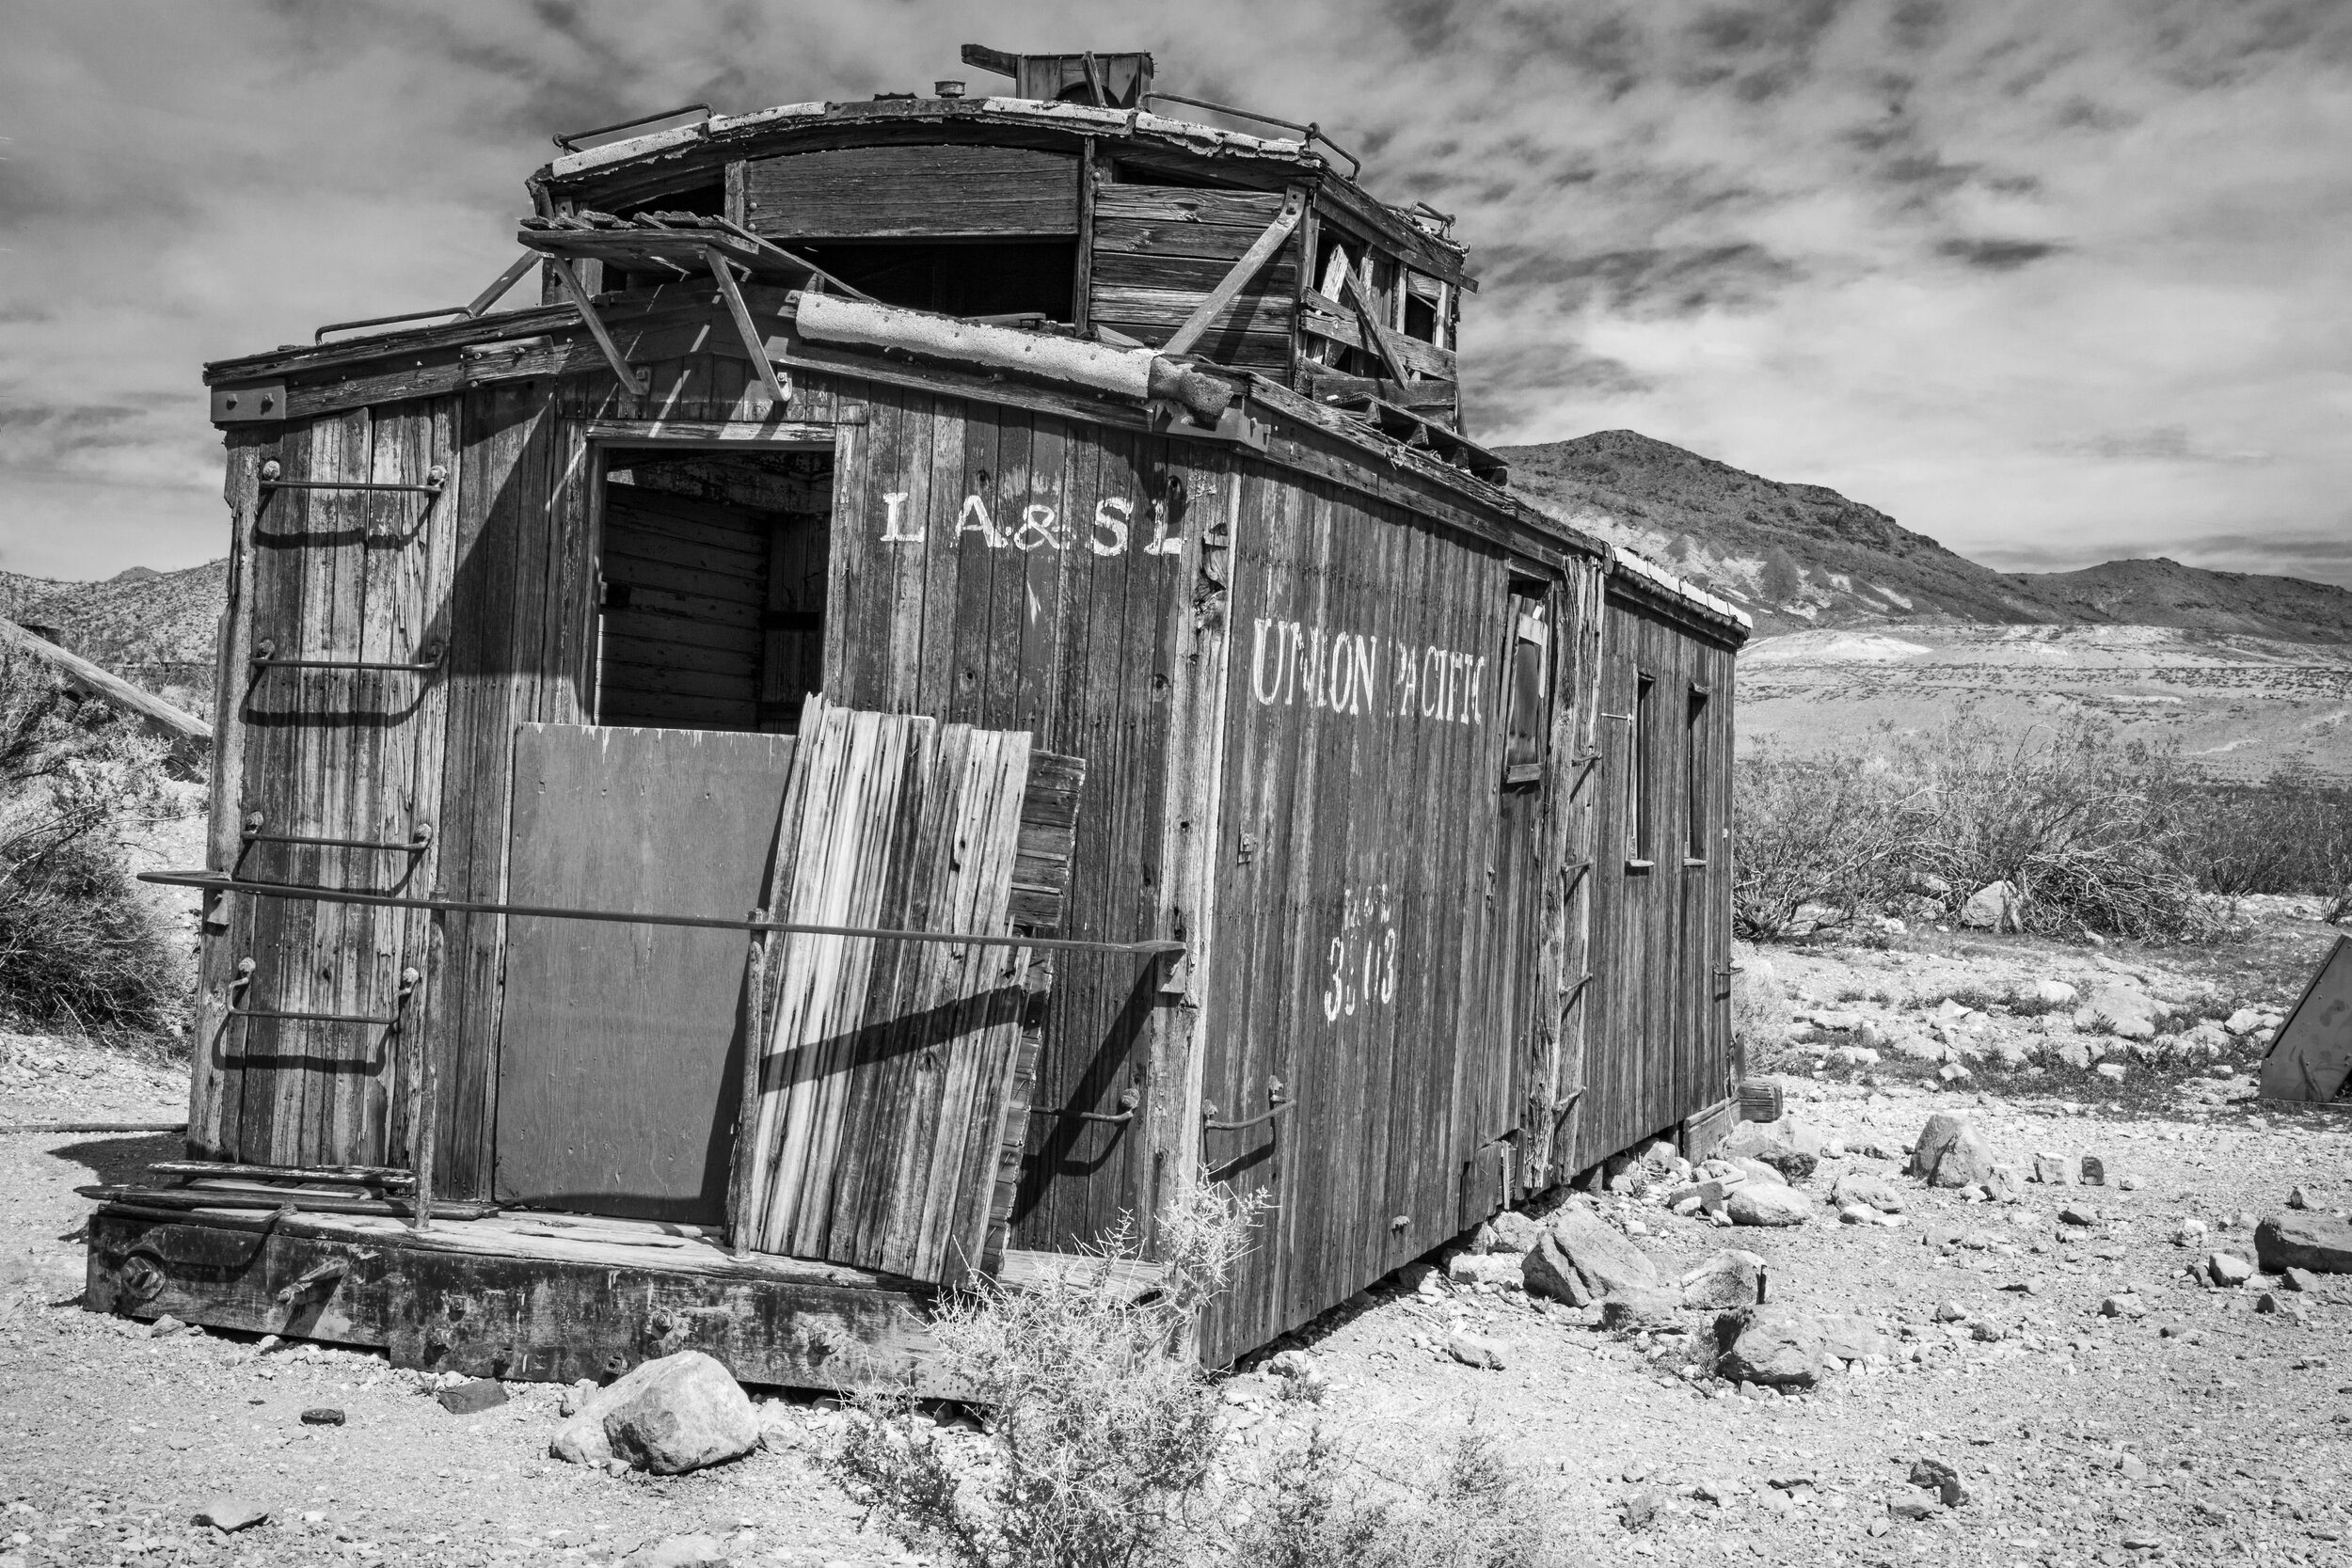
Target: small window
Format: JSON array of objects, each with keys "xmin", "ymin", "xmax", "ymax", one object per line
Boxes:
[
  {"xmin": 1503, "ymin": 586, "xmax": 1549, "ymax": 785},
  {"xmin": 1686, "ymin": 686, "xmax": 1710, "ymax": 863},
  {"xmin": 1628, "ymin": 673, "xmax": 1655, "ymax": 864}
]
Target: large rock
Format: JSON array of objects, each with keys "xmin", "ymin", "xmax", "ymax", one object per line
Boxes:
[
  {"xmin": 1727, "ymin": 1156, "xmax": 1790, "ymax": 1188},
  {"xmin": 1958, "ymin": 880, "xmax": 2019, "ymax": 931},
  {"xmin": 1523, "ymin": 1205, "xmax": 1661, "ymax": 1304},
  {"xmin": 1599, "ymin": 1287, "xmax": 1685, "ymax": 1332},
  {"xmin": 2075, "ymin": 986, "xmax": 2158, "ymax": 1041},
  {"xmin": 1721, "ymin": 1119, "xmax": 1821, "ymax": 1183},
  {"xmin": 2254, "ymin": 1212, "xmax": 2352, "ymax": 1275},
  {"xmin": 1725, "ymin": 1184, "xmax": 1814, "ymax": 1227},
  {"xmin": 1830, "ymin": 1172, "xmax": 1903, "ymax": 1213},
  {"xmin": 1910, "ymin": 1115, "xmax": 1997, "ymax": 1188},
  {"xmin": 1486, "ymin": 1211, "xmax": 1548, "ymax": 1253},
  {"xmin": 1680, "ymin": 1250, "xmax": 1767, "ymax": 1308},
  {"xmin": 548, "ymin": 1352, "xmax": 759, "ymax": 1474},
  {"xmin": 1713, "ymin": 1306, "xmax": 1889, "ymax": 1388},
  {"xmin": 2028, "ymin": 978, "xmax": 2079, "ymax": 1007}
]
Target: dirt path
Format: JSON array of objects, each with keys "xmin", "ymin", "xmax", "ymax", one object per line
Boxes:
[{"xmin": 3, "ymin": 902, "xmax": 2348, "ymax": 1567}]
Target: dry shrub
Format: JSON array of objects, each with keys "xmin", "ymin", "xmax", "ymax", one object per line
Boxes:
[
  {"xmin": 828, "ymin": 1181, "xmax": 1266, "ymax": 1568},
  {"xmin": 1731, "ymin": 746, "xmax": 1918, "ymax": 937},
  {"xmin": 1730, "ymin": 714, "xmax": 2328, "ymax": 942},
  {"xmin": 0, "ymin": 641, "xmax": 189, "ymax": 1038},
  {"xmin": 828, "ymin": 1184, "xmax": 1566, "ymax": 1568},
  {"xmin": 1235, "ymin": 1420, "xmax": 1572, "ymax": 1568}
]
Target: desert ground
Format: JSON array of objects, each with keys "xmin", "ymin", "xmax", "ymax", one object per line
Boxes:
[{"xmin": 3, "ymin": 897, "xmax": 2348, "ymax": 1568}]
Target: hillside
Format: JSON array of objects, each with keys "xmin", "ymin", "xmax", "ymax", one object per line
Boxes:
[
  {"xmin": 0, "ymin": 561, "xmax": 225, "ymax": 720},
  {"xmin": 1502, "ymin": 430, "xmax": 2352, "ymax": 644}
]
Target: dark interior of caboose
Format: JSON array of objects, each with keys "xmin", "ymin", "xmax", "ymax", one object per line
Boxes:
[{"xmin": 593, "ymin": 446, "xmax": 834, "ymax": 734}]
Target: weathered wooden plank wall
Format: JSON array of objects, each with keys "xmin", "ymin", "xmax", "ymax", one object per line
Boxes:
[
  {"xmin": 1196, "ymin": 475, "xmax": 1524, "ymax": 1361},
  {"xmin": 743, "ymin": 146, "xmax": 1080, "ymax": 239},
  {"xmin": 1570, "ymin": 594, "xmax": 1738, "ymax": 1171},
  {"xmin": 188, "ymin": 397, "xmax": 456, "ymax": 1171},
  {"xmin": 1089, "ymin": 184, "xmax": 1297, "ymax": 369}
]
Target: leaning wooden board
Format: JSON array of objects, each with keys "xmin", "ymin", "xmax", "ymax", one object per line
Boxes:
[{"xmin": 732, "ymin": 697, "xmax": 1082, "ymax": 1282}]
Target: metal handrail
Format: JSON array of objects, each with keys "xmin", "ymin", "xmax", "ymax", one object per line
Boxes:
[
  {"xmin": 1141, "ymin": 92, "xmax": 1361, "ymax": 180},
  {"xmin": 1034, "ymin": 1087, "xmax": 1140, "ymax": 1126},
  {"xmin": 250, "ymin": 639, "xmax": 445, "ymax": 674},
  {"xmin": 138, "ymin": 870, "xmax": 1187, "ymax": 960},
  {"xmin": 1203, "ymin": 1075, "xmax": 1292, "ymax": 1132},
  {"xmin": 553, "ymin": 103, "xmax": 713, "ymax": 153},
  {"xmin": 313, "ymin": 252, "xmax": 539, "ymax": 343},
  {"xmin": 228, "ymin": 958, "xmax": 419, "ymax": 1026},
  {"xmin": 241, "ymin": 813, "xmax": 433, "ymax": 856},
  {"xmin": 260, "ymin": 459, "xmax": 446, "ymax": 496}
]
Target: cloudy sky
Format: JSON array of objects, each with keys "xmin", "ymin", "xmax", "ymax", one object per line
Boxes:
[{"xmin": 4, "ymin": 0, "xmax": 2348, "ymax": 585}]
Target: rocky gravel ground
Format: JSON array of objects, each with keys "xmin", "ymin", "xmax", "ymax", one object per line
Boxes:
[{"xmin": 1, "ymin": 896, "xmax": 2346, "ymax": 1568}]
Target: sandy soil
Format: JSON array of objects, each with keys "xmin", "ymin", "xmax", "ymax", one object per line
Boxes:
[{"xmin": 2, "ymin": 901, "xmax": 2347, "ymax": 1568}]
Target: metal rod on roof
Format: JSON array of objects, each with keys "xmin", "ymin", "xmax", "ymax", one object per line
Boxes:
[
  {"xmin": 1141, "ymin": 92, "xmax": 1361, "ymax": 179},
  {"xmin": 135, "ymin": 870, "xmax": 1187, "ymax": 959},
  {"xmin": 552, "ymin": 103, "xmax": 713, "ymax": 153}
]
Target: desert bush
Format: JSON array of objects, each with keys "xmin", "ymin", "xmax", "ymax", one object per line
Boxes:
[
  {"xmin": 828, "ymin": 1180, "xmax": 1268, "ymax": 1568},
  {"xmin": 1731, "ymin": 746, "xmax": 1919, "ymax": 937},
  {"xmin": 2166, "ymin": 768, "xmax": 2352, "ymax": 915},
  {"xmin": 1234, "ymin": 1420, "xmax": 1568, "ymax": 1568},
  {"xmin": 829, "ymin": 1182, "xmax": 1566, "ymax": 1568},
  {"xmin": 0, "ymin": 640, "xmax": 188, "ymax": 1037}
]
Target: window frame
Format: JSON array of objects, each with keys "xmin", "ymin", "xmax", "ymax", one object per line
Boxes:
[{"xmin": 1502, "ymin": 578, "xmax": 1552, "ymax": 788}]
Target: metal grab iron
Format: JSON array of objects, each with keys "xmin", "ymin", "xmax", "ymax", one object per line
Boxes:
[
  {"xmin": 1203, "ymin": 1075, "xmax": 1292, "ymax": 1133},
  {"xmin": 227, "ymin": 958, "xmax": 420, "ymax": 1027},
  {"xmin": 249, "ymin": 638, "xmax": 444, "ymax": 674},
  {"xmin": 240, "ymin": 812, "xmax": 433, "ymax": 857}
]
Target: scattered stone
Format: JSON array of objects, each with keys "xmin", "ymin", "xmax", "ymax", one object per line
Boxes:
[
  {"xmin": 1712, "ymin": 1305, "xmax": 1888, "ymax": 1388},
  {"xmin": 549, "ymin": 1351, "xmax": 760, "ymax": 1474},
  {"xmin": 2286, "ymin": 1186, "xmax": 2312, "ymax": 1212},
  {"xmin": 1445, "ymin": 1253, "xmax": 1523, "ymax": 1289},
  {"xmin": 2279, "ymin": 1266, "xmax": 2318, "ymax": 1292},
  {"xmin": 2059, "ymin": 1204, "xmax": 2101, "ymax": 1228},
  {"xmin": 2254, "ymin": 1212, "xmax": 2352, "ymax": 1275},
  {"xmin": 1721, "ymin": 1117, "xmax": 1822, "ymax": 1182},
  {"xmin": 1679, "ymin": 1250, "xmax": 1766, "ymax": 1309},
  {"xmin": 1600, "ymin": 1288, "xmax": 1684, "ymax": 1333},
  {"xmin": 1726, "ymin": 1156, "xmax": 1790, "ymax": 1189},
  {"xmin": 1724, "ymin": 1183, "xmax": 1813, "ymax": 1227},
  {"xmin": 1887, "ymin": 1494, "xmax": 1941, "ymax": 1522},
  {"xmin": 1909, "ymin": 1458, "xmax": 1969, "ymax": 1507},
  {"xmin": 1933, "ymin": 1300, "xmax": 1966, "ymax": 1323},
  {"xmin": 639, "ymin": 1533, "xmax": 728, "ymax": 1568},
  {"xmin": 437, "ymin": 1378, "xmax": 509, "ymax": 1416},
  {"xmin": 1983, "ymin": 1164, "xmax": 2024, "ymax": 1203},
  {"xmin": 1913, "ymin": 1115, "xmax": 1998, "ymax": 1188},
  {"xmin": 299, "ymin": 1407, "xmax": 345, "ymax": 1426},
  {"xmin": 1444, "ymin": 1330, "xmax": 1506, "ymax": 1370},
  {"xmin": 2078, "ymin": 987, "xmax": 2159, "ymax": 1041},
  {"xmin": 1486, "ymin": 1210, "xmax": 1548, "ymax": 1252},
  {"xmin": 1959, "ymin": 880, "xmax": 2019, "ymax": 930},
  {"xmin": 2252, "ymin": 1291, "xmax": 2302, "ymax": 1323},
  {"xmin": 2031, "ymin": 1151, "xmax": 2078, "ymax": 1185},
  {"xmin": 2118, "ymin": 1173, "xmax": 2143, "ymax": 1192},
  {"xmin": 2118, "ymin": 1453, "xmax": 2149, "ymax": 1481},
  {"xmin": 1621, "ymin": 1489, "xmax": 1661, "ymax": 1529},
  {"xmin": 1523, "ymin": 1204, "xmax": 1662, "ymax": 1305},
  {"xmin": 2030, "ymin": 979, "xmax": 2080, "ymax": 1006},
  {"xmin": 2204, "ymin": 1252, "xmax": 2253, "ymax": 1288},
  {"xmin": 2223, "ymin": 1007, "xmax": 2264, "ymax": 1037},
  {"xmin": 2093, "ymin": 1063, "xmax": 2129, "ymax": 1082},
  {"xmin": 147, "ymin": 1314, "xmax": 185, "ymax": 1338},
  {"xmin": 194, "ymin": 1498, "xmax": 269, "ymax": 1533},
  {"xmin": 2099, "ymin": 1294, "xmax": 2145, "ymax": 1320}
]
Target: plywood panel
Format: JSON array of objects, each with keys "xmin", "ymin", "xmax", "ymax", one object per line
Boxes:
[{"xmin": 494, "ymin": 723, "xmax": 795, "ymax": 1222}]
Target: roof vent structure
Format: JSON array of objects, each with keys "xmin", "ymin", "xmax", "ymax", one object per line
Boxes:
[{"xmin": 961, "ymin": 44, "xmax": 1153, "ymax": 107}]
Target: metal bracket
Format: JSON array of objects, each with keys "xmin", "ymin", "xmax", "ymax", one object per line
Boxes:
[
  {"xmin": 228, "ymin": 958, "xmax": 420, "ymax": 1026},
  {"xmin": 251, "ymin": 638, "xmax": 445, "ymax": 673},
  {"xmin": 211, "ymin": 383, "xmax": 288, "ymax": 425},
  {"xmin": 241, "ymin": 812, "xmax": 433, "ymax": 856},
  {"xmin": 1151, "ymin": 399, "xmax": 1269, "ymax": 453}
]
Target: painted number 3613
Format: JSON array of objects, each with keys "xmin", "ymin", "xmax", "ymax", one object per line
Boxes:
[{"xmin": 1324, "ymin": 885, "xmax": 1399, "ymax": 1022}]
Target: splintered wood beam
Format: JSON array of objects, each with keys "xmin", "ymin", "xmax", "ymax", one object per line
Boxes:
[
  {"xmin": 961, "ymin": 43, "xmax": 1020, "ymax": 79},
  {"xmin": 546, "ymin": 255, "xmax": 649, "ymax": 395},
  {"xmin": 705, "ymin": 246, "xmax": 790, "ymax": 404},
  {"xmin": 463, "ymin": 251, "xmax": 541, "ymax": 318},
  {"xmin": 1338, "ymin": 262, "xmax": 1414, "ymax": 388},
  {"xmin": 1158, "ymin": 186, "xmax": 1307, "ymax": 358}
]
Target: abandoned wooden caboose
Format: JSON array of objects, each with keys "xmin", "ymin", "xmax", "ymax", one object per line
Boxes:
[{"xmin": 89, "ymin": 47, "xmax": 1752, "ymax": 1383}]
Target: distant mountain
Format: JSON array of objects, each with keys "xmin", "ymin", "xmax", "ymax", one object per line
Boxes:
[
  {"xmin": 0, "ymin": 561, "xmax": 226, "ymax": 721},
  {"xmin": 1501, "ymin": 430, "xmax": 2352, "ymax": 644}
]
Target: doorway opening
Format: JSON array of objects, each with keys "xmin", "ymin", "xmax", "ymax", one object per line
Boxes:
[{"xmin": 594, "ymin": 446, "xmax": 834, "ymax": 733}]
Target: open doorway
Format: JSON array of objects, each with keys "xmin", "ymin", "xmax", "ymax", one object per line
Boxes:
[{"xmin": 594, "ymin": 446, "xmax": 834, "ymax": 733}]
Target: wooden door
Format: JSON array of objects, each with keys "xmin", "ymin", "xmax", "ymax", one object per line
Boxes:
[{"xmin": 493, "ymin": 723, "xmax": 796, "ymax": 1223}]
